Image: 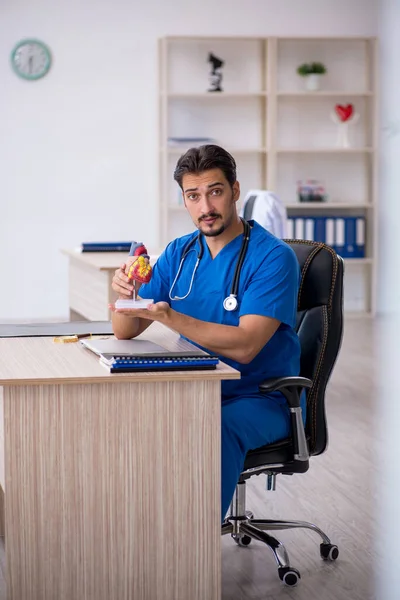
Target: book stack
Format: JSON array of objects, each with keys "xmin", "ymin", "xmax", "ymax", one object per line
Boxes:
[
  {"xmin": 100, "ymin": 355, "xmax": 219, "ymax": 373},
  {"xmin": 81, "ymin": 338, "xmax": 219, "ymax": 372},
  {"xmin": 167, "ymin": 137, "xmax": 216, "ymax": 147}
]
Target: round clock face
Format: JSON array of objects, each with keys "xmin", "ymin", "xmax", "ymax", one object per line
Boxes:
[{"xmin": 11, "ymin": 39, "xmax": 51, "ymax": 80}]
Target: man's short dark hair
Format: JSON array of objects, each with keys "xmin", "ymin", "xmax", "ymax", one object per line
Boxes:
[{"xmin": 173, "ymin": 144, "xmax": 237, "ymax": 189}]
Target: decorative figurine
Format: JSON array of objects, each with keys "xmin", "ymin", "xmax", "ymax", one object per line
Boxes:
[
  {"xmin": 208, "ymin": 53, "xmax": 224, "ymax": 92},
  {"xmin": 297, "ymin": 180, "xmax": 327, "ymax": 203},
  {"xmin": 330, "ymin": 103, "xmax": 359, "ymax": 149}
]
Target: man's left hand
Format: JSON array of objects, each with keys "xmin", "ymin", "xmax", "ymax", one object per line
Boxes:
[{"xmin": 112, "ymin": 301, "xmax": 171, "ymax": 323}]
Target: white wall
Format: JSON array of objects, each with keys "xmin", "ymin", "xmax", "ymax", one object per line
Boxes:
[
  {"xmin": 376, "ymin": 1, "xmax": 400, "ymax": 598},
  {"xmin": 0, "ymin": 0, "xmax": 378, "ymax": 320}
]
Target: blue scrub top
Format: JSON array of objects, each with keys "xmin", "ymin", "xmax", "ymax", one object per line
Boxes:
[{"xmin": 140, "ymin": 220, "xmax": 301, "ymax": 403}]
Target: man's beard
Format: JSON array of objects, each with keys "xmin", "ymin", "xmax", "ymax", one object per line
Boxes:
[{"xmin": 199, "ymin": 215, "xmax": 226, "ymax": 237}]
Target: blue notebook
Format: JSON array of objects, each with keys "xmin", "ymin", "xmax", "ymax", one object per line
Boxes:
[
  {"xmin": 102, "ymin": 356, "xmax": 219, "ymax": 372},
  {"xmin": 81, "ymin": 337, "xmax": 219, "ymax": 372}
]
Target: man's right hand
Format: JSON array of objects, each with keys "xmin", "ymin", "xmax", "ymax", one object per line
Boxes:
[
  {"xmin": 111, "ymin": 258, "xmax": 152, "ymax": 339},
  {"xmin": 111, "ymin": 259, "xmax": 137, "ymax": 299}
]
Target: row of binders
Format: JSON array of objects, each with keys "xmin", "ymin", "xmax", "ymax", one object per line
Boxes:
[{"xmin": 286, "ymin": 216, "xmax": 366, "ymax": 258}]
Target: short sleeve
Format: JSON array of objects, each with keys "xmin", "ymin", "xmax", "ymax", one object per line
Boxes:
[
  {"xmin": 139, "ymin": 244, "xmax": 172, "ymax": 304},
  {"xmin": 239, "ymin": 243, "xmax": 300, "ymax": 327}
]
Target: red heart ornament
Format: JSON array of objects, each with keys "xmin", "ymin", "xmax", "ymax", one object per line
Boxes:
[{"xmin": 335, "ymin": 104, "xmax": 354, "ymax": 122}]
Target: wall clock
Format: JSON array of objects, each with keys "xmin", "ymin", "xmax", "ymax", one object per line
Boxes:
[{"xmin": 11, "ymin": 39, "xmax": 52, "ymax": 80}]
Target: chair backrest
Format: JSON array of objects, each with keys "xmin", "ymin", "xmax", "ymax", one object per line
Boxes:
[{"xmin": 285, "ymin": 240, "xmax": 344, "ymax": 457}]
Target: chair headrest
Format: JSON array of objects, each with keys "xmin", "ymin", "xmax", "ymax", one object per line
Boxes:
[{"xmin": 286, "ymin": 241, "xmax": 339, "ymax": 311}]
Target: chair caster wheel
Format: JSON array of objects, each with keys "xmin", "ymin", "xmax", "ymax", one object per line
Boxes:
[
  {"xmin": 233, "ymin": 534, "xmax": 252, "ymax": 547},
  {"xmin": 320, "ymin": 543, "xmax": 339, "ymax": 561},
  {"xmin": 278, "ymin": 566, "xmax": 301, "ymax": 587}
]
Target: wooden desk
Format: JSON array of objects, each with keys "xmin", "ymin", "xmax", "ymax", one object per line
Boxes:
[
  {"xmin": 61, "ymin": 249, "xmax": 160, "ymax": 321},
  {"xmin": 0, "ymin": 324, "xmax": 239, "ymax": 600}
]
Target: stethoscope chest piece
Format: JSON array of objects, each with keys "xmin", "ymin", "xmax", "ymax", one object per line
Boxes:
[{"xmin": 223, "ymin": 294, "xmax": 238, "ymax": 312}]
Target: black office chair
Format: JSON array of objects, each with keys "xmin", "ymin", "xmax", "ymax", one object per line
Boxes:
[{"xmin": 222, "ymin": 240, "xmax": 344, "ymax": 587}]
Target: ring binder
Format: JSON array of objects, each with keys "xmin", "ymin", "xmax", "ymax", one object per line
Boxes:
[{"xmin": 100, "ymin": 356, "xmax": 219, "ymax": 372}]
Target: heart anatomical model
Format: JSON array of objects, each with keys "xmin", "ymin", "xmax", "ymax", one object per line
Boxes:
[{"xmin": 127, "ymin": 243, "xmax": 153, "ymax": 284}]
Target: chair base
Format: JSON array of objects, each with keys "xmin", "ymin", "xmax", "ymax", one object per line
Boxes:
[{"xmin": 222, "ymin": 481, "xmax": 339, "ymax": 586}]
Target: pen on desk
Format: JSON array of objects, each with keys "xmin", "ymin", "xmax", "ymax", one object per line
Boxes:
[{"xmin": 53, "ymin": 333, "xmax": 93, "ymax": 343}]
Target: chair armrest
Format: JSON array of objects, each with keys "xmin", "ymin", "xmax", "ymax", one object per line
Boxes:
[
  {"xmin": 258, "ymin": 376, "xmax": 312, "ymax": 408},
  {"xmin": 258, "ymin": 376, "xmax": 312, "ymax": 464}
]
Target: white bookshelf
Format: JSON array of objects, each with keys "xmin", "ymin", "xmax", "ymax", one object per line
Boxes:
[
  {"xmin": 276, "ymin": 148, "xmax": 374, "ymax": 153},
  {"xmin": 158, "ymin": 36, "xmax": 377, "ymax": 316},
  {"xmin": 277, "ymin": 91, "xmax": 373, "ymax": 97},
  {"xmin": 164, "ymin": 147, "xmax": 268, "ymax": 154},
  {"xmin": 165, "ymin": 92, "xmax": 268, "ymax": 99}
]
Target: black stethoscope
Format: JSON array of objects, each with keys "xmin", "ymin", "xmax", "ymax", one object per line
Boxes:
[{"xmin": 168, "ymin": 218, "xmax": 251, "ymax": 311}]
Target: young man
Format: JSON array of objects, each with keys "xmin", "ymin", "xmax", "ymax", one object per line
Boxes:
[{"xmin": 110, "ymin": 144, "xmax": 303, "ymax": 519}]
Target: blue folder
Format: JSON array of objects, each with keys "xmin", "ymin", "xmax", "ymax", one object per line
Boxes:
[{"xmin": 81, "ymin": 242, "xmax": 132, "ymax": 253}]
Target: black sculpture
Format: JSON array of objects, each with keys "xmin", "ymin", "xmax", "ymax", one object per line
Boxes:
[{"xmin": 208, "ymin": 53, "xmax": 224, "ymax": 92}]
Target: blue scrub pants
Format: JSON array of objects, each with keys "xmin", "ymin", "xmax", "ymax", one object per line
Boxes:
[{"xmin": 221, "ymin": 392, "xmax": 291, "ymax": 520}]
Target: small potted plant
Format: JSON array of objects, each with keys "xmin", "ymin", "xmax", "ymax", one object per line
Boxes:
[{"xmin": 297, "ymin": 62, "xmax": 327, "ymax": 91}]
